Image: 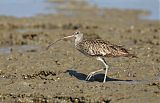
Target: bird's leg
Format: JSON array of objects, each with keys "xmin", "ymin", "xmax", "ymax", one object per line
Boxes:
[
  {"xmin": 96, "ymin": 57, "xmax": 109, "ymax": 83},
  {"xmin": 85, "ymin": 69, "xmax": 104, "ymax": 81}
]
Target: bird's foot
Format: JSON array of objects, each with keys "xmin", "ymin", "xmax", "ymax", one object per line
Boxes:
[{"xmin": 85, "ymin": 72, "xmax": 95, "ymax": 81}]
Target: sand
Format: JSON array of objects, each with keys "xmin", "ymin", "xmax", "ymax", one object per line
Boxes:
[{"xmin": 0, "ymin": 1, "xmax": 160, "ymax": 103}]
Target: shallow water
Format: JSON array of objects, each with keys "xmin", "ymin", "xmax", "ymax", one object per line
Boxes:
[
  {"xmin": 0, "ymin": 0, "xmax": 54, "ymax": 17},
  {"xmin": 87, "ymin": 0, "xmax": 160, "ymax": 20},
  {"xmin": 0, "ymin": 0, "xmax": 159, "ymax": 20},
  {"xmin": 0, "ymin": 47, "xmax": 12, "ymax": 55},
  {"xmin": 0, "ymin": 45, "xmax": 42, "ymax": 55}
]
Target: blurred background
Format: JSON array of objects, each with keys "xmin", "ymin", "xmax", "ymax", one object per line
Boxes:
[{"xmin": 0, "ymin": 0, "xmax": 159, "ymax": 20}]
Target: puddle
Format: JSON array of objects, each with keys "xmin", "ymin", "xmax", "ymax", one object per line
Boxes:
[
  {"xmin": 156, "ymin": 76, "xmax": 160, "ymax": 81},
  {"xmin": 15, "ymin": 28, "xmax": 42, "ymax": 33},
  {"xmin": 0, "ymin": 47, "xmax": 12, "ymax": 54},
  {"xmin": 87, "ymin": 0, "xmax": 160, "ymax": 20},
  {"xmin": 0, "ymin": 45, "xmax": 42, "ymax": 55},
  {"xmin": 0, "ymin": 0, "xmax": 54, "ymax": 17}
]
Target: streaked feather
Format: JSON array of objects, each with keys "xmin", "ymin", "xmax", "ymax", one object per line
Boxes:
[{"xmin": 76, "ymin": 39, "xmax": 135, "ymax": 57}]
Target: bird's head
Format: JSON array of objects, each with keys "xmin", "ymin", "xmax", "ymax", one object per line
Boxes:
[
  {"xmin": 63, "ymin": 30, "xmax": 83, "ymax": 39},
  {"xmin": 46, "ymin": 30, "xmax": 83, "ymax": 50},
  {"xmin": 73, "ymin": 30, "xmax": 82, "ymax": 38}
]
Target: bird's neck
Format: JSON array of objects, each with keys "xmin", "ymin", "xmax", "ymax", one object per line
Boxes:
[{"xmin": 75, "ymin": 35, "xmax": 83, "ymax": 46}]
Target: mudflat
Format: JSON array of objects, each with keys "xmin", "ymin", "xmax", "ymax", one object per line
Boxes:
[{"xmin": 0, "ymin": 1, "xmax": 160, "ymax": 103}]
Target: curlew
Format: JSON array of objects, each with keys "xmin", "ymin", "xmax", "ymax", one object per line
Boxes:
[{"xmin": 47, "ymin": 30, "xmax": 136, "ymax": 83}]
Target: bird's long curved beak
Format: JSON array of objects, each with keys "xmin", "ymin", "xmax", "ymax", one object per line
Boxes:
[
  {"xmin": 46, "ymin": 35, "xmax": 74, "ymax": 50},
  {"xmin": 63, "ymin": 35, "xmax": 74, "ymax": 39}
]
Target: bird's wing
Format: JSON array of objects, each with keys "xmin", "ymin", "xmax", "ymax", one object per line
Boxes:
[{"xmin": 76, "ymin": 39, "xmax": 130, "ymax": 57}]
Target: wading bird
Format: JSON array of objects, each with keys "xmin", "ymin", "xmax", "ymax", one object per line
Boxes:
[{"xmin": 47, "ymin": 30, "xmax": 136, "ymax": 83}]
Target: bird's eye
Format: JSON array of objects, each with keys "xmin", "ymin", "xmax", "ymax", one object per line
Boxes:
[
  {"xmin": 75, "ymin": 31, "xmax": 79, "ymax": 35},
  {"xmin": 74, "ymin": 31, "xmax": 80, "ymax": 35}
]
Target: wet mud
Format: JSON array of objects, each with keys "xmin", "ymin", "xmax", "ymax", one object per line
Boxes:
[{"xmin": 0, "ymin": 1, "xmax": 160, "ymax": 103}]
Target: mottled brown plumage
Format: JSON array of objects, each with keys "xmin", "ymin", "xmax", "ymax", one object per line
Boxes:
[
  {"xmin": 47, "ymin": 30, "xmax": 136, "ymax": 83},
  {"xmin": 76, "ymin": 39, "xmax": 132, "ymax": 57}
]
